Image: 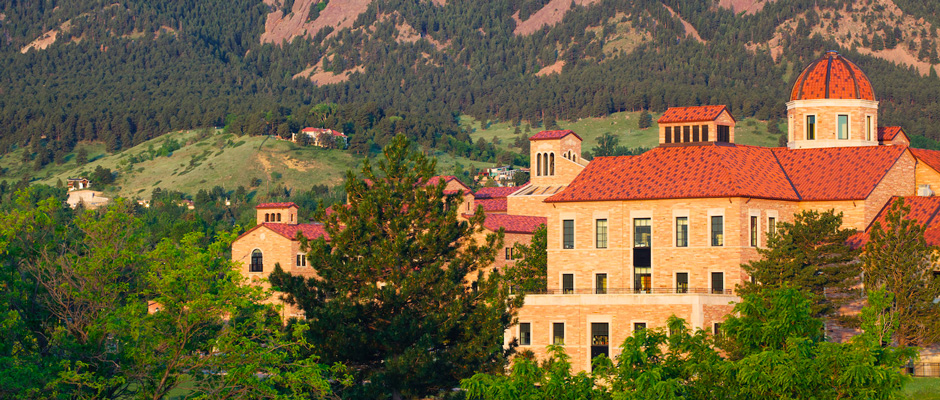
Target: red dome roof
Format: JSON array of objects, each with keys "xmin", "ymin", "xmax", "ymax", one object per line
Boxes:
[{"xmin": 790, "ymin": 51, "xmax": 875, "ymax": 101}]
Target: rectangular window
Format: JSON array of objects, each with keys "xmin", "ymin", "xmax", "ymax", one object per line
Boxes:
[
  {"xmin": 838, "ymin": 115, "xmax": 849, "ymax": 140},
  {"xmin": 596, "ymin": 219, "xmax": 608, "ymax": 249},
  {"xmin": 768, "ymin": 217, "xmax": 776, "ymax": 236},
  {"xmin": 675, "ymin": 217, "xmax": 688, "ymax": 247},
  {"xmin": 683, "ymin": 126, "xmax": 691, "ymax": 142},
  {"xmin": 634, "ymin": 218, "xmax": 651, "ymax": 247},
  {"xmin": 712, "ymin": 272, "xmax": 725, "ymax": 294},
  {"xmin": 676, "ymin": 272, "xmax": 689, "ymax": 294},
  {"xmin": 595, "ymin": 273, "xmax": 608, "ymax": 294},
  {"xmin": 806, "ymin": 115, "xmax": 816, "ymax": 140},
  {"xmin": 702, "ymin": 125, "xmax": 709, "ymax": 141},
  {"xmin": 553, "ymin": 323, "xmax": 565, "ymax": 345},
  {"xmin": 717, "ymin": 125, "xmax": 730, "ymax": 142},
  {"xmin": 711, "ymin": 216, "xmax": 724, "ymax": 246},
  {"xmin": 664, "ymin": 127, "xmax": 672, "ymax": 143},
  {"xmin": 505, "ymin": 247, "xmax": 512, "ymax": 260},
  {"xmin": 750, "ymin": 216, "xmax": 758, "ymax": 247},
  {"xmin": 634, "ymin": 322, "xmax": 647, "ymax": 331},
  {"xmin": 562, "ymin": 274, "xmax": 574, "ymax": 294},
  {"xmin": 563, "ymin": 219, "xmax": 574, "ymax": 249},
  {"xmin": 674, "ymin": 130, "xmax": 682, "ymax": 143},
  {"xmin": 592, "ymin": 323, "xmax": 609, "ymax": 346},
  {"xmin": 713, "ymin": 323, "xmax": 723, "ymax": 339},
  {"xmin": 867, "ymin": 115, "xmax": 873, "ymax": 141},
  {"xmin": 296, "ymin": 254, "xmax": 304, "ymax": 267},
  {"xmin": 692, "ymin": 125, "xmax": 700, "ymax": 142},
  {"xmin": 519, "ymin": 323, "xmax": 531, "ymax": 346}
]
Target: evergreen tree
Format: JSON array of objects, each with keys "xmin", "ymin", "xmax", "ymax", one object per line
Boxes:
[
  {"xmin": 269, "ymin": 135, "xmax": 521, "ymax": 399},
  {"xmin": 637, "ymin": 110, "xmax": 652, "ymax": 129},
  {"xmin": 506, "ymin": 225, "xmax": 547, "ymax": 292},
  {"xmin": 738, "ymin": 210, "xmax": 860, "ymax": 318},
  {"xmin": 861, "ymin": 198, "xmax": 940, "ymax": 346},
  {"xmin": 76, "ymin": 147, "xmax": 89, "ymax": 165}
]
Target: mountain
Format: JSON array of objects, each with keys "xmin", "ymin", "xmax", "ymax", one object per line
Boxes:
[{"xmin": 2, "ymin": 0, "xmax": 940, "ymax": 174}]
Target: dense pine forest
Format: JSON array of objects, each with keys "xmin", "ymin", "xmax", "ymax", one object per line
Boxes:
[{"xmin": 3, "ymin": 0, "xmax": 940, "ymax": 168}]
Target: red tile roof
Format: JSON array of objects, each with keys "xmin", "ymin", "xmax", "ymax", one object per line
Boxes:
[
  {"xmin": 849, "ymin": 196, "xmax": 940, "ymax": 247},
  {"xmin": 476, "ymin": 198, "xmax": 508, "ymax": 212},
  {"xmin": 256, "ymin": 202, "xmax": 298, "ymax": 209},
  {"xmin": 478, "ymin": 214, "xmax": 547, "ymax": 234},
  {"xmin": 878, "ymin": 127, "xmax": 905, "ymax": 142},
  {"xmin": 790, "ymin": 51, "xmax": 876, "ymax": 101},
  {"xmin": 772, "ymin": 145, "xmax": 906, "ymax": 201},
  {"xmin": 657, "ymin": 105, "xmax": 731, "ymax": 124},
  {"xmin": 912, "ymin": 148, "xmax": 940, "ymax": 173},
  {"xmin": 545, "ymin": 144, "xmax": 907, "ymax": 203},
  {"xmin": 262, "ymin": 223, "xmax": 329, "ymax": 241},
  {"xmin": 474, "ymin": 186, "xmax": 521, "ymax": 199},
  {"xmin": 529, "ymin": 130, "xmax": 582, "ymax": 141},
  {"xmin": 301, "ymin": 127, "xmax": 347, "ymax": 137}
]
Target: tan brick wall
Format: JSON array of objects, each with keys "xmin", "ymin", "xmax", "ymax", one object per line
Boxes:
[
  {"xmin": 506, "ymin": 193, "xmax": 556, "ymax": 217},
  {"xmin": 232, "ymin": 226, "xmax": 318, "ymax": 319},
  {"xmin": 863, "ymin": 150, "xmax": 916, "ymax": 227},
  {"xmin": 257, "ymin": 206, "xmax": 298, "ymax": 225},
  {"xmin": 530, "ymin": 135, "xmax": 584, "ymax": 186},
  {"xmin": 787, "ymin": 101, "xmax": 878, "ymax": 147},
  {"xmin": 915, "ymin": 161, "xmax": 940, "ymax": 193}
]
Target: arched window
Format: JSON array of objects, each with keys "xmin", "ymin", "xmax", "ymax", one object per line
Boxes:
[
  {"xmin": 277, "ymin": 213, "xmax": 282, "ymax": 222},
  {"xmin": 550, "ymin": 153, "xmax": 555, "ymax": 176},
  {"xmin": 536, "ymin": 153, "xmax": 542, "ymax": 177},
  {"xmin": 250, "ymin": 249, "xmax": 263, "ymax": 272},
  {"xmin": 264, "ymin": 213, "xmax": 270, "ymax": 222},
  {"xmin": 543, "ymin": 153, "xmax": 549, "ymax": 176}
]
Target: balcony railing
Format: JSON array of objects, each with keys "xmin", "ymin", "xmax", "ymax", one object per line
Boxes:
[{"xmin": 512, "ymin": 287, "xmax": 734, "ymax": 295}]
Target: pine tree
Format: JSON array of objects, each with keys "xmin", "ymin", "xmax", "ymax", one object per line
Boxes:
[
  {"xmin": 507, "ymin": 225, "xmax": 547, "ymax": 292},
  {"xmin": 861, "ymin": 197, "xmax": 940, "ymax": 346},
  {"xmin": 269, "ymin": 135, "xmax": 521, "ymax": 399},
  {"xmin": 738, "ymin": 210, "xmax": 860, "ymax": 318},
  {"xmin": 638, "ymin": 110, "xmax": 652, "ymax": 129}
]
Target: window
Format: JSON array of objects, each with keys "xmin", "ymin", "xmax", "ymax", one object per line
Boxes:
[
  {"xmin": 264, "ymin": 213, "xmax": 270, "ymax": 222},
  {"xmin": 713, "ymin": 323, "xmax": 723, "ymax": 339},
  {"xmin": 277, "ymin": 213, "xmax": 282, "ymax": 222},
  {"xmin": 296, "ymin": 253, "xmax": 306, "ymax": 267},
  {"xmin": 562, "ymin": 274, "xmax": 574, "ymax": 294},
  {"xmin": 519, "ymin": 323, "xmax": 531, "ymax": 345},
  {"xmin": 675, "ymin": 217, "xmax": 688, "ymax": 247},
  {"xmin": 702, "ymin": 125, "xmax": 709, "ymax": 141},
  {"xmin": 536, "ymin": 153, "xmax": 542, "ymax": 177},
  {"xmin": 867, "ymin": 115, "xmax": 873, "ymax": 141},
  {"xmin": 750, "ymin": 216, "xmax": 758, "ymax": 247},
  {"xmin": 563, "ymin": 219, "xmax": 574, "ymax": 249},
  {"xmin": 692, "ymin": 125, "xmax": 700, "ymax": 142},
  {"xmin": 633, "ymin": 218, "xmax": 651, "ymax": 248},
  {"xmin": 250, "ymin": 249, "xmax": 263, "ymax": 272},
  {"xmin": 717, "ymin": 125, "xmax": 730, "ymax": 142},
  {"xmin": 674, "ymin": 129, "xmax": 681, "ymax": 143},
  {"xmin": 683, "ymin": 125, "xmax": 691, "ymax": 142},
  {"xmin": 806, "ymin": 115, "xmax": 816, "ymax": 140},
  {"xmin": 665, "ymin": 127, "xmax": 672, "ymax": 143},
  {"xmin": 505, "ymin": 247, "xmax": 512, "ymax": 260},
  {"xmin": 711, "ymin": 216, "xmax": 724, "ymax": 246},
  {"xmin": 595, "ymin": 273, "xmax": 607, "ymax": 294},
  {"xmin": 596, "ymin": 219, "xmax": 608, "ymax": 248},
  {"xmin": 676, "ymin": 272, "xmax": 689, "ymax": 293},
  {"xmin": 634, "ymin": 322, "xmax": 647, "ymax": 331},
  {"xmin": 553, "ymin": 323, "xmax": 565, "ymax": 345},
  {"xmin": 711, "ymin": 272, "xmax": 725, "ymax": 294},
  {"xmin": 768, "ymin": 217, "xmax": 776, "ymax": 236},
  {"xmin": 838, "ymin": 115, "xmax": 849, "ymax": 140},
  {"xmin": 549, "ymin": 153, "xmax": 555, "ymax": 176},
  {"xmin": 592, "ymin": 323, "xmax": 609, "ymax": 346}
]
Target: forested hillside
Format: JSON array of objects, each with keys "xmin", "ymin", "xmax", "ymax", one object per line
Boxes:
[{"xmin": 3, "ymin": 0, "xmax": 940, "ymax": 170}]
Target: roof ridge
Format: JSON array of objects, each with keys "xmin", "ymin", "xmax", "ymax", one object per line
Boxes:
[{"xmin": 770, "ymin": 147, "xmax": 803, "ymax": 200}]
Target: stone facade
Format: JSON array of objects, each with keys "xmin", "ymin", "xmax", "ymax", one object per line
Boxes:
[
  {"xmin": 232, "ymin": 224, "xmax": 315, "ymax": 320},
  {"xmin": 787, "ymin": 99, "xmax": 879, "ymax": 149},
  {"xmin": 658, "ymin": 110, "xmax": 736, "ymax": 145}
]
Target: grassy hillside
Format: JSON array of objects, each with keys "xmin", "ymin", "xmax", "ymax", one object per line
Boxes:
[
  {"xmin": 0, "ymin": 128, "xmax": 494, "ymax": 200},
  {"xmin": 466, "ymin": 111, "xmax": 785, "ymax": 154}
]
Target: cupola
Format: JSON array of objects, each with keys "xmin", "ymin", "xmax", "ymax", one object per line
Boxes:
[
  {"xmin": 787, "ymin": 51, "xmax": 879, "ymax": 149},
  {"xmin": 256, "ymin": 202, "xmax": 299, "ymax": 225}
]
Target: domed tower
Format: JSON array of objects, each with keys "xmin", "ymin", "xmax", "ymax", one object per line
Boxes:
[{"xmin": 787, "ymin": 51, "xmax": 879, "ymax": 149}]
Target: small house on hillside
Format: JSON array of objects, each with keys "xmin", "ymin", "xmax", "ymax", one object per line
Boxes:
[
  {"xmin": 67, "ymin": 177, "xmax": 90, "ymax": 191},
  {"xmin": 293, "ymin": 127, "xmax": 348, "ymax": 148}
]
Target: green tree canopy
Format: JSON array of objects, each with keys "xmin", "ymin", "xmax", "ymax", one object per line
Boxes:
[
  {"xmin": 507, "ymin": 224, "xmax": 547, "ymax": 293},
  {"xmin": 738, "ymin": 209, "xmax": 860, "ymax": 317},
  {"xmin": 269, "ymin": 135, "xmax": 522, "ymax": 399}
]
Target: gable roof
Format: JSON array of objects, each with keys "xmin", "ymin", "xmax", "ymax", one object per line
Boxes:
[
  {"xmin": 257, "ymin": 202, "xmax": 299, "ymax": 209},
  {"xmin": 878, "ymin": 126, "xmax": 905, "ymax": 142},
  {"xmin": 476, "ymin": 198, "xmax": 508, "ymax": 212},
  {"xmin": 911, "ymin": 148, "xmax": 940, "ymax": 173},
  {"xmin": 477, "ymin": 214, "xmax": 547, "ymax": 234},
  {"xmin": 849, "ymin": 196, "xmax": 940, "ymax": 248},
  {"xmin": 236, "ymin": 222, "xmax": 329, "ymax": 242},
  {"xmin": 529, "ymin": 130, "xmax": 582, "ymax": 141},
  {"xmin": 546, "ymin": 144, "xmax": 907, "ymax": 203},
  {"xmin": 657, "ymin": 105, "xmax": 733, "ymax": 124}
]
